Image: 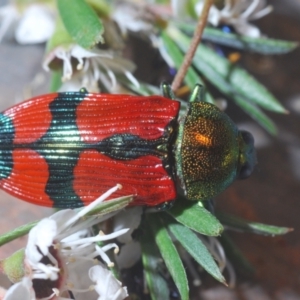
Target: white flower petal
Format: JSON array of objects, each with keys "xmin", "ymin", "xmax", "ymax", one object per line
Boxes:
[
  {"xmin": 26, "ymin": 219, "xmax": 57, "ymax": 262},
  {"xmin": 4, "ymin": 277, "xmax": 35, "ymax": 300},
  {"xmin": 234, "ymin": 22, "xmax": 261, "ymax": 38},
  {"xmin": 195, "ymin": 0, "xmax": 271, "ymax": 37},
  {"xmin": 112, "ymin": 5, "xmax": 153, "ymax": 35},
  {"xmin": 49, "ymin": 209, "xmax": 76, "ymax": 225},
  {"xmin": 113, "ymin": 207, "xmax": 142, "ymax": 243},
  {"xmin": 15, "ymin": 5, "xmax": 54, "ymax": 44},
  {"xmin": 115, "ymin": 240, "xmax": 141, "ymax": 269},
  {"xmin": 0, "ymin": 5, "xmax": 18, "ymax": 42},
  {"xmin": 89, "ymin": 265, "xmax": 128, "ymax": 300}
]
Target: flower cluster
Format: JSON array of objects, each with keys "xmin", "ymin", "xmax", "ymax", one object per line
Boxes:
[
  {"xmin": 194, "ymin": 0, "xmax": 272, "ymax": 37},
  {"xmin": 2, "ymin": 185, "xmax": 129, "ymax": 300}
]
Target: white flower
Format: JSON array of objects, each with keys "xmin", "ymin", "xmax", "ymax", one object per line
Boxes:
[
  {"xmin": 114, "ymin": 240, "xmax": 141, "ymax": 270},
  {"xmin": 23, "ymin": 184, "xmax": 130, "ymax": 300},
  {"xmin": 3, "ymin": 277, "xmax": 35, "ymax": 300},
  {"xmin": 89, "ymin": 265, "xmax": 128, "ymax": 300},
  {"xmin": 15, "ymin": 4, "xmax": 55, "ymax": 44},
  {"xmin": 195, "ymin": 0, "xmax": 273, "ymax": 37},
  {"xmin": 113, "ymin": 207, "xmax": 142, "ymax": 244},
  {"xmin": 113, "ymin": 207, "xmax": 143, "ymax": 269},
  {"xmin": 112, "ymin": 2, "xmax": 154, "ymax": 36},
  {"xmin": 0, "ymin": 3, "xmax": 54, "ymax": 44},
  {"xmin": 0, "ymin": 4, "xmax": 18, "ymax": 42},
  {"xmin": 43, "ymin": 45, "xmax": 139, "ymax": 93}
]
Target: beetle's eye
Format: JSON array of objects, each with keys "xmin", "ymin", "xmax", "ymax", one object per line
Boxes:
[
  {"xmin": 238, "ymin": 162, "xmax": 253, "ymax": 179},
  {"xmin": 241, "ymin": 130, "xmax": 254, "ymax": 147},
  {"xmin": 237, "ymin": 130, "xmax": 256, "ymax": 180}
]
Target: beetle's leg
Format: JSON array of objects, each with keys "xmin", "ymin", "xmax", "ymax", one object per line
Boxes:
[
  {"xmin": 155, "ymin": 200, "xmax": 175, "ymax": 211},
  {"xmin": 161, "ymin": 82, "xmax": 175, "ymax": 100},
  {"xmin": 79, "ymin": 87, "xmax": 88, "ymax": 93},
  {"xmin": 189, "ymin": 84, "xmax": 204, "ymax": 103}
]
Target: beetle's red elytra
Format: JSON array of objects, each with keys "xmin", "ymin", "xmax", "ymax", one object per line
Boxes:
[{"xmin": 0, "ymin": 84, "xmax": 256, "ymax": 208}]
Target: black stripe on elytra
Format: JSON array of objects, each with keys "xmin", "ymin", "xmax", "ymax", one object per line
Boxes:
[
  {"xmin": 0, "ymin": 114, "xmax": 14, "ymax": 180},
  {"xmin": 34, "ymin": 92, "xmax": 86, "ymax": 208},
  {"xmin": 97, "ymin": 133, "xmax": 169, "ymax": 160},
  {"xmin": 7, "ymin": 91, "xmax": 177, "ymax": 208}
]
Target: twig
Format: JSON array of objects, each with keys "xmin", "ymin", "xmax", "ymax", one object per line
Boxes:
[{"xmin": 171, "ymin": 0, "xmax": 214, "ymax": 92}]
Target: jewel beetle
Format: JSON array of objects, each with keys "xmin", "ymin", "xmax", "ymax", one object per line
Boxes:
[{"xmin": 0, "ymin": 84, "xmax": 255, "ymax": 208}]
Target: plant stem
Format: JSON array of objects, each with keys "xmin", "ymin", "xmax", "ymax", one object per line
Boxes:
[{"xmin": 171, "ymin": 0, "xmax": 214, "ymax": 92}]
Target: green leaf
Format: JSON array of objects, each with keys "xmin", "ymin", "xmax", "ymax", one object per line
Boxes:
[
  {"xmin": 87, "ymin": 195, "xmax": 134, "ymax": 216},
  {"xmin": 169, "ymin": 198, "xmax": 223, "ymax": 236},
  {"xmin": 148, "ymin": 213, "xmax": 189, "ymax": 300},
  {"xmin": 0, "ymin": 249, "xmax": 26, "ymax": 283},
  {"xmin": 167, "ymin": 218, "xmax": 226, "ymax": 283},
  {"xmin": 141, "ymin": 226, "xmax": 169, "ymax": 300},
  {"xmin": 46, "ymin": 16, "xmax": 74, "ymax": 53},
  {"xmin": 123, "ymin": 80, "xmax": 161, "ymax": 96},
  {"xmin": 50, "ymin": 70, "xmax": 63, "ymax": 92},
  {"xmin": 178, "ymin": 24, "xmax": 298, "ymax": 55},
  {"xmin": 57, "ymin": 0, "xmax": 104, "ymax": 48},
  {"xmin": 217, "ymin": 213, "xmax": 293, "ymax": 236},
  {"xmin": 233, "ymin": 95, "xmax": 277, "ymax": 135},
  {"xmin": 160, "ymin": 32, "xmax": 215, "ymax": 104},
  {"xmin": 203, "ymin": 27, "xmax": 299, "ymax": 55},
  {"xmin": 166, "ymin": 27, "xmax": 287, "ymax": 114}
]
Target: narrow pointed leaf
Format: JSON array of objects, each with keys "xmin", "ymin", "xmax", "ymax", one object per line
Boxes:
[
  {"xmin": 178, "ymin": 23, "xmax": 298, "ymax": 54},
  {"xmin": 57, "ymin": 0, "xmax": 104, "ymax": 48},
  {"xmin": 122, "ymin": 80, "xmax": 161, "ymax": 96},
  {"xmin": 169, "ymin": 198, "xmax": 223, "ymax": 236},
  {"xmin": 148, "ymin": 213, "xmax": 189, "ymax": 300},
  {"xmin": 167, "ymin": 218, "xmax": 226, "ymax": 283},
  {"xmin": 141, "ymin": 226, "xmax": 169, "ymax": 300},
  {"xmin": 202, "ymin": 27, "xmax": 298, "ymax": 54},
  {"xmin": 87, "ymin": 195, "xmax": 134, "ymax": 216},
  {"xmin": 233, "ymin": 95, "xmax": 277, "ymax": 135},
  {"xmin": 166, "ymin": 27, "xmax": 286, "ymax": 114},
  {"xmin": 217, "ymin": 213, "xmax": 293, "ymax": 235},
  {"xmin": 160, "ymin": 32, "xmax": 214, "ymax": 103}
]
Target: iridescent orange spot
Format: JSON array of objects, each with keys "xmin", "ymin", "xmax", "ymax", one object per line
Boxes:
[{"xmin": 195, "ymin": 133, "xmax": 213, "ymax": 147}]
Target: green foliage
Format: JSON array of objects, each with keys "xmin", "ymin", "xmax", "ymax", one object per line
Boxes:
[
  {"xmin": 148, "ymin": 213, "xmax": 189, "ymax": 300},
  {"xmin": 57, "ymin": 0, "xmax": 104, "ymax": 48},
  {"xmin": 169, "ymin": 197, "xmax": 223, "ymax": 236},
  {"xmin": 179, "ymin": 24, "xmax": 298, "ymax": 55},
  {"xmin": 217, "ymin": 213, "xmax": 293, "ymax": 235},
  {"xmin": 166, "ymin": 26, "xmax": 287, "ymax": 134}
]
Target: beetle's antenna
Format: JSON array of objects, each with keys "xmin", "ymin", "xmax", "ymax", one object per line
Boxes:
[
  {"xmin": 189, "ymin": 84, "xmax": 204, "ymax": 103},
  {"xmin": 161, "ymin": 82, "xmax": 175, "ymax": 100}
]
